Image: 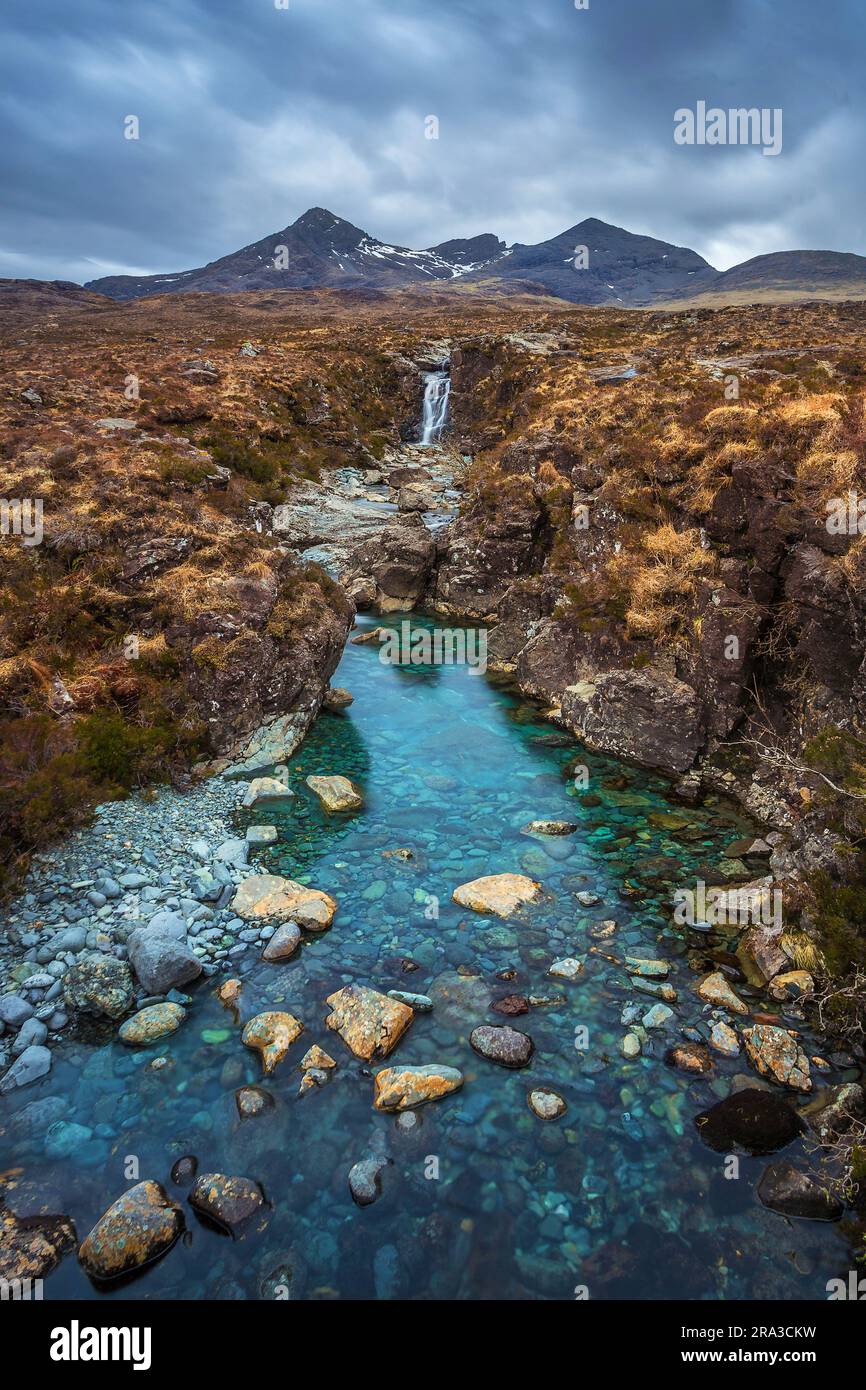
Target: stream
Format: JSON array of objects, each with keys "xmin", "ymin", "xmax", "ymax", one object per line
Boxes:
[{"xmin": 2, "ymin": 613, "xmax": 855, "ymax": 1300}]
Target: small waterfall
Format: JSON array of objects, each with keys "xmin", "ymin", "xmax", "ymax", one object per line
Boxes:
[{"xmin": 419, "ymin": 368, "xmax": 451, "ymax": 446}]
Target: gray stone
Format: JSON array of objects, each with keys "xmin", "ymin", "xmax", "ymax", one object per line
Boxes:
[
  {"xmin": 127, "ymin": 930, "xmax": 202, "ymax": 994},
  {"xmin": 0, "ymin": 1044, "xmax": 52, "ymax": 1092},
  {"xmin": 12, "ymin": 1018, "xmax": 49, "ymax": 1055},
  {"xmin": 0, "ymin": 994, "xmax": 34, "ymax": 1028}
]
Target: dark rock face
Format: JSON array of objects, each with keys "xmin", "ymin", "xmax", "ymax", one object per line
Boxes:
[
  {"xmin": 470, "ymin": 1024, "xmax": 534, "ymax": 1068},
  {"xmin": 344, "ymin": 517, "xmax": 436, "ymax": 611},
  {"xmin": 757, "ymin": 1161, "xmax": 843, "ymax": 1221},
  {"xmin": 562, "ymin": 669, "xmax": 704, "ymax": 775},
  {"xmin": 695, "ymin": 1089, "xmax": 803, "ymax": 1156},
  {"xmin": 435, "ymin": 482, "xmax": 547, "ymax": 618},
  {"xmin": 167, "ymin": 560, "xmax": 354, "ymax": 757}
]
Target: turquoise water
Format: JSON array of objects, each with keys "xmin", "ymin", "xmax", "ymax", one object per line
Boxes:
[{"xmin": 3, "ymin": 616, "xmax": 855, "ymax": 1300}]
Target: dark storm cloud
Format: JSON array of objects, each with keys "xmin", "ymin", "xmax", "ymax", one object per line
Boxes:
[{"xmin": 1, "ymin": 0, "xmax": 864, "ymax": 281}]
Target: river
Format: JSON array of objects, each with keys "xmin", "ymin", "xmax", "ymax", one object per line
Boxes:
[{"xmin": 3, "ymin": 612, "xmax": 854, "ymax": 1300}]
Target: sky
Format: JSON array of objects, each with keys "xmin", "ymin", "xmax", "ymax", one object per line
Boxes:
[{"xmin": 1, "ymin": 0, "xmax": 864, "ymax": 283}]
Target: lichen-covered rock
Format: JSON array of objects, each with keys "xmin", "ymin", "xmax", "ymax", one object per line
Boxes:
[
  {"xmin": 695, "ymin": 1089, "xmax": 803, "ymax": 1155},
  {"xmin": 1, "ymin": 1201, "xmax": 76, "ymax": 1283},
  {"xmin": 743, "ymin": 1024, "xmax": 812, "ymax": 1092},
  {"xmin": 768, "ymin": 970, "xmax": 814, "ymax": 1002},
  {"xmin": 189, "ymin": 1173, "xmax": 265, "ymax": 1235},
  {"xmin": 561, "ymin": 669, "xmax": 703, "ymax": 775},
  {"xmin": 119, "ymin": 1002, "xmax": 186, "ymax": 1046},
  {"xmin": 235, "ymin": 1086, "xmax": 274, "ymax": 1120},
  {"xmin": 241, "ymin": 1011, "xmax": 303, "ymax": 1073},
  {"xmin": 470, "ymin": 1024, "xmax": 534, "ymax": 1068},
  {"xmin": 62, "ymin": 954, "xmax": 134, "ymax": 1020},
  {"xmin": 217, "ymin": 978, "xmax": 242, "ymax": 1010},
  {"xmin": 305, "ymin": 774, "xmax": 363, "ymax": 811},
  {"xmin": 325, "ymin": 984, "xmax": 413, "ymax": 1061},
  {"xmin": 625, "ymin": 956, "xmax": 670, "ymax": 979},
  {"xmin": 527, "ymin": 1088, "xmax": 567, "ymax": 1120},
  {"xmin": 665, "ymin": 1042, "xmax": 714, "ymax": 1075},
  {"xmin": 452, "ymin": 872, "xmax": 542, "ymax": 918},
  {"xmin": 231, "ymin": 874, "xmax": 336, "ymax": 930},
  {"xmin": 299, "ymin": 1044, "xmax": 336, "ymax": 1072},
  {"xmin": 78, "ymin": 1181, "xmax": 183, "ymax": 1281},
  {"xmin": 241, "ymin": 776, "xmax": 293, "ymax": 808},
  {"xmin": 261, "ymin": 922, "xmax": 301, "ymax": 961},
  {"xmin": 323, "ymin": 686, "xmax": 354, "ymax": 711},
  {"xmin": 709, "ymin": 1020, "xmax": 740, "ymax": 1057},
  {"xmin": 696, "ymin": 970, "xmax": 748, "ymax": 1014},
  {"xmin": 373, "ymin": 1064, "xmax": 464, "ymax": 1111}
]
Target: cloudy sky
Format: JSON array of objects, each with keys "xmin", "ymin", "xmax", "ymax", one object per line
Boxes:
[{"xmin": 1, "ymin": 0, "xmax": 864, "ymax": 283}]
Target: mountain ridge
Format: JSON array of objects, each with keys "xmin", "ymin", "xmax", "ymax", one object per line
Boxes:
[{"xmin": 76, "ymin": 207, "xmax": 866, "ymax": 307}]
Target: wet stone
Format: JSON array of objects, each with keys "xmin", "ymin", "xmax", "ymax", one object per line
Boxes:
[
  {"xmin": 470, "ymin": 1024, "xmax": 534, "ymax": 1068},
  {"xmin": 695, "ymin": 1089, "xmax": 803, "ymax": 1155},
  {"xmin": 189, "ymin": 1174, "xmax": 265, "ymax": 1235},
  {"xmin": 78, "ymin": 1181, "xmax": 184, "ymax": 1282}
]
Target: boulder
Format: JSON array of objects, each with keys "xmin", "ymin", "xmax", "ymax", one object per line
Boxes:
[
  {"xmin": 452, "ymin": 872, "xmax": 542, "ymax": 918},
  {"xmin": 696, "ymin": 970, "xmax": 748, "ymax": 1014},
  {"xmin": 241, "ymin": 1011, "xmax": 303, "ymax": 1074},
  {"xmin": 235, "ymin": 1086, "xmax": 274, "ymax": 1120},
  {"xmin": 666, "ymin": 1041, "xmax": 714, "ymax": 1075},
  {"xmin": 127, "ymin": 929, "xmax": 202, "ymax": 995},
  {"xmin": 189, "ymin": 1174, "xmax": 265, "ymax": 1235},
  {"xmin": 470, "ymin": 1024, "xmax": 534, "ymax": 1068},
  {"xmin": 78, "ymin": 1181, "xmax": 183, "ymax": 1281},
  {"xmin": 62, "ymin": 955, "xmax": 134, "ymax": 1020},
  {"xmin": 241, "ymin": 776, "xmax": 293, "ymax": 808},
  {"xmin": 737, "ymin": 920, "xmax": 787, "ymax": 985},
  {"xmin": 348, "ymin": 1153, "xmax": 390, "ymax": 1206},
  {"xmin": 743, "ymin": 1024, "xmax": 812, "ymax": 1092},
  {"xmin": 0, "ymin": 1201, "xmax": 76, "ymax": 1282},
  {"xmin": 561, "ymin": 669, "xmax": 703, "ymax": 775},
  {"xmin": 804, "ymin": 1082, "xmax": 865, "ymax": 1144},
  {"xmin": 305, "ymin": 774, "xmax": 363, "ymax": 812},
  {"xmin": 548, "ymin": 957, "xmax": 584, "ymax": 982},
  {"xmin": 527, "ymin": 1088, "xmax": 567, "ymax": 1120},
  {"xmin": 373, "ymin": 1064, "xmax": 463, "ymax": 1111},
  {"xmin": 695, "ymin": 1088, "xmax": 803, "ymax": 1155},
  {"xmin": 325, "ymin": 984, "xmax": 413, "ymax": 1061},
  {"xmin": 261, "ymin": 922, "xmax": 302, "ymax": 961},
  {"xmin": 119, "ymin": 1003, "xmax": 186, "ymax": 1046},
  {"xmin": 757, "ymin": 1161, "xmax": 843, "ymax": 1221},
  {"xmin": 0, "ymin": 1045, "xmax": 52, "ymax": 1093},
  {"xmin": 231, "ymin": 875, "xmax": 336, "ymax": 931}
]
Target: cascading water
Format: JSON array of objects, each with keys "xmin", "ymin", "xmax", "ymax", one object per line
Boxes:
[{"xmin": 419, "ymin": 367, "xmax": 451, "ymax": 445}]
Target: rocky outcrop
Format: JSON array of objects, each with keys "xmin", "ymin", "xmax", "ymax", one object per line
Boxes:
[
  {"xmin": 561, "ymin": 670, "xmax": 703, "ymax": 775},
  {"xmin": 342, "ymin": 516, "xmax": 436, "ymax": 612}
]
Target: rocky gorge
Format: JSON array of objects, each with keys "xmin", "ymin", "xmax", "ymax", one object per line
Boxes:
[{"xmin": 1, "ymin": 288, "xmax": 865, "ymax": 1299}]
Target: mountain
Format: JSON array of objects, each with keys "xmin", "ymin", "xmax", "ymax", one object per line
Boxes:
[
  {"xmin": 471, "ymin": 217, "xmax": 718, "ymax": 305},
  {"xmin": 664, "ymin": 249, "xmax": 866, "ymax": 306},
  {"xmin": 85, "ymin": 208, "xmax": 508, "ymax": 300},
  {"xmin": 81, "ymin": 208, "xmax": 866, "ymax": 308}
]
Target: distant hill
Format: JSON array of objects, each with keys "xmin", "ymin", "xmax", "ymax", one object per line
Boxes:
[{"xmin": 660, "ymin": 250, "xmax": 866, "ymax": 306}]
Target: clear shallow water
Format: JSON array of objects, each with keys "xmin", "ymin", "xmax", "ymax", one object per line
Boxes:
[{"xmin": 3, "ymin": 616, "xmax": 855, "ymax": 1300}]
